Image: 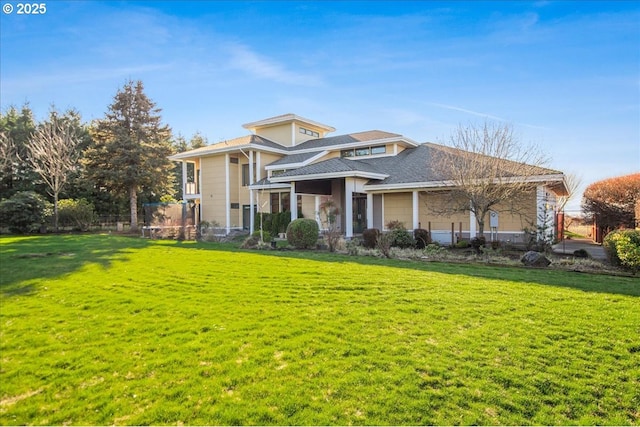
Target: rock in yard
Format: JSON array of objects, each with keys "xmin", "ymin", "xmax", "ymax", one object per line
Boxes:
[{"xmin": 521, "ymin": 251, "xmax": 551, "ymax": 267}]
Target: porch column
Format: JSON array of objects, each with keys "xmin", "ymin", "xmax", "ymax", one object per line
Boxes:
[
  {"xmin": 412, "ymin": 190, "xmax": 419, "ymax": 231},
  {"xmin": 225, "ymin": 153, "xmax": 231, "ymax": 234},
  {"xmin": 256, "ymin": 152, "xmax": 262, "ymax": 181},
  {"xmin": 366, "ymin": 193, "xmax": 373, "ymax": 231},
  {"xmin": 249, "ymin": 151, "xmax": 255, "ymax": 234},
  {"xmin": 315, "ymin": 195, "xmax": 321, "ymax": 229},
  {"xmin": 181, "ymin": 161, "xmax": 187, "ymax": 198},
  {"xmin": 469, "ymin": 203, "xmax": 476, "ymax": 238},
  {"xmin": 291, "ymin": 184, "xmax": 298, "ymax": 221},
  {"xmin": 381, "ymin": 194, "xmax": 385, "ymax": 230},
  {"xmin": 345, "ymin": 178, "xmax": 354, "ymax": 238}
]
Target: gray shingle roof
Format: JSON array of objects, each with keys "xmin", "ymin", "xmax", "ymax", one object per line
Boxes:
[
  {"xmin": 292, "ymin": 130, "xmax": 402, "ymax": 151},
  {"xmin": 268, "ymin": 151, "xmax": 324, "ymax": 167},
  {"xmin": 275, "ymin": 157, "xmax": 387, "ymax": 178}
]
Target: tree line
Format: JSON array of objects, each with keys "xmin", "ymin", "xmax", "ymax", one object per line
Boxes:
[{"xmin": 0, "ymin": 80, "xmax": 207, "ymax": 232}]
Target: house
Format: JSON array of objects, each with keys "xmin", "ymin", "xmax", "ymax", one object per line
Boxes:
[{"xmin": 169, "ymin": 113, "xmax": 567, "ymax": 244}]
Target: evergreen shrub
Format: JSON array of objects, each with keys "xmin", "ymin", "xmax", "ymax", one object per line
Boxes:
[
  {"xmin": 286, "ymin": 218, "xmax": 319, "ymax": 249},
  {"xmin": 0, "ymin": 191, "xmax": 51, "ymax": 234}
]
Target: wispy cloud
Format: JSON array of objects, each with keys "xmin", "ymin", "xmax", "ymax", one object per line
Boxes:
[
  {"xmin": 226, "ymin": 42, "xmax": 323, "ymax": 87},
  {"xmin": 427, "ymin": 102, "xmax": 507, "ymax": 122},
  {"xmin": 426, "ymin": 102, "xmax": 551, "ymax": 130},
  {"xmin": 1, "ymin": 63, "xmax": 174, "ymax": 93}
]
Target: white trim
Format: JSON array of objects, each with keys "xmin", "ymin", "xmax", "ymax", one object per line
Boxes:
[
  {"xmin": 169, "ymin": 143, "xmax": 290, "ymax": 161},
  {"xmin": 249, "ymin": 151, "xmax": 255, "ymax": 234},
  {"xmin": 367, "ymin": 193, "xmax": 373, "ymax": 230},
  {"xmin": 256, "ymin": 151, "xmax": 262, "ymax": 181},
  {"xmin": 291, "ymin": 122, "xmax": 295, "ymax": 146},
  {"xmin": 412, "ymin": 190, "xmax": 419, "ymax": 230},
  {"xmin": 345, "ymin": 178, "xmax": 354, "ymax": 238},
  {"xmin": 364, "ymin": 174, "xmax": 566, "ymax": 192},
  {"xmin": 265, "ymin": 151, "xmax": 329, "ymax": 170},
  {"xmin": 181, "ymin": 161, "xmax": 187, "ymax": 197},
  {"xmin": 225, "ymin": 153, "xmax": 231, "ymax": 234},
  {"xmin": 315, "ymin": 196, "xmax": 321, "ymax": 229},
  {"xmin": 249, "ymin": 182, "xmax": 291, "ymax": 191},
  {"xmin": 271, "ymin": 170, "xmax": 388, "ymax": 183},
  {"xmin": 291, "ymin": 186, "xmax": 298, "ymax": 221},
  {"xmin": 381, "ymin": 194, "xmax": 385, "ymax": 230},
  {"xmin": 242, "ymin": 114, "xmax": 336, "ymax": 133},
  {"xmin": 470, "ymin": 206, "xmax": 477, "ymax": 238},
  {"xmin": 169, "ymin": 136, "xmax": 418, "ymax": 161}
]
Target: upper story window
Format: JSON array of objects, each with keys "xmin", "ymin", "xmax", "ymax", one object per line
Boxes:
[
  {"xmin": 341, "ymin": 145, "xmax": 386, "ymax": 158},
  {"xmin": 242, "ymin": 163, "xmax": 256, "ymax": 186},
  {"xmin": 299, "ymin": 127, "xmax": 319, "ymax": 138}
]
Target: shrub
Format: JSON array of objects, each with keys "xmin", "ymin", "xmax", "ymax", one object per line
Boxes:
[
  {"xmin": 286, "ymin": 218, "xmax": 319, "ymax": 249},
  {"xmin": 0, "ymin": 191, "xmax": 51, "ymax": 234},
  {"xmin": 470, "ymin": 236, "xmax": 487, "ymax": 252},
  {"xmin": 252, "ymin": 230, "xmax": 272, "ymax": 243},
  {"xmin": 58, "ymin": 198, "xmax": 96, "ymax": 231},
  {"xmin": 377, "ymin": 232, "xmax": 393, "ymax": 259},
  {"xmin": 456, "ymin": 240, "xmax": 470, "ymax": 249},
  {"xmin": 603, "ymin": 229, "xmax": 640, "ymax": 273},
  {"xmin": 362, "ymin": 228, "xmax": 380, "ymax": 249},
  {"xmin": 414, "ymin": 229, "xmax": 431, "ymax": 249},
  {"xmin": 390, "ymin": 228, "xmax": 415, "ymax": 248},
  {"xmin": 384, "ymin": 221, "xmax": 414, "ymax": 248},
  {"xmin": 386, "ymin": 220, "xmax": 405, "ymax": 231},
  {"xmin": 573, "ymin": 248, "xmax": 590, "ymax": 258}
]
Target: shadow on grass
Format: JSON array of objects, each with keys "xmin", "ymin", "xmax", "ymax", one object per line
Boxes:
[
  {"xmin": 1, "ymin": 235, "xmax": 638, "ymax": 298},
  {"xmin": 197, "ymin": 243, "xmax": 640, "ymax": 298},
  {"xmin": 0, "ymin": 233, "xmax": 154, "ymax": 295}
]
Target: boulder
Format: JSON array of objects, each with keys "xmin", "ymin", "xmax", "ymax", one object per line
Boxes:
[{"xmin": 521, "ymin": 251, "xmax": 551, "ymax": 267}]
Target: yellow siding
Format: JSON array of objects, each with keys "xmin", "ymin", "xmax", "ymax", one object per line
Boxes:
[
  {"xmin": 255, "ymin": 124, "xmax": 292, "ymax": 146},
  {"xmin": 490, "ymin": 190, "xmax": 537, "ymax": 231},
  {"xmin": 383, "ymin": 193, "xmax": 413, "ymax": 228},
  {"xmin": 294, "ymin": 123, "xmax": 327, "ymax": 145},
  {"xmin": 417, "ymin": 190, "xmax": 537, "ymax": 233},
  {"xmin": 300, "ymin": 195, "xmax": 316, "ymax": 220},
  {"xmin": 419, "ymin": 192, "xmax": 469, "ymax": 230},
  {"xmin": 260, "ymin": 152, "xmax": 284, "ymax": 179},
  {"xmin": 200, "ymin": 156, "xmax": 228, "ymax": 225}
]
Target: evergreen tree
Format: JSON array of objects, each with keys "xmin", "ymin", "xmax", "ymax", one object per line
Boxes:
[
  {"xmin": 84, "ymin": 80, "xmax": 174, "ymax": 231},
  {"xmin": 0, "ymin": 104, "xmax": 39, "ymax": 199}
]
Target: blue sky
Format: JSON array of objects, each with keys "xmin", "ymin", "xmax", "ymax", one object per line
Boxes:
[{"xmin": 1, "ymin": 1, "xmax": 639, "ymax": 212}]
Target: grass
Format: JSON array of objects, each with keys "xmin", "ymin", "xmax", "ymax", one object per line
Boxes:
[{"xmin": 1, "ymin": 234, "xmax": 639, "ymax": 425}]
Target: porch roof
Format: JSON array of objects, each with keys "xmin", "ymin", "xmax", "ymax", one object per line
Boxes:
[{"xmin": 269, "ymin": 157, "xmax": 389, "ymax": 182}]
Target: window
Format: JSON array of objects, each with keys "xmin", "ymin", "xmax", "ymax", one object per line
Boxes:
[
  {"xmin": 242, "ymin": 163, "xmax": 256, "ymax": 186},
  {"xmin": 371, "ymin": 145, "xmax": 386, "ymax": 155},
  {"xmin": 299, "ymin": 127, "xmax": 319, "ymax": 138},
  {"xmin": 341, "ymin": 145, "xmax": 387, "ymax": 158},
  {"xmin": 230, "ymin": 203, "xmax": 239, "ymax": 209},
  {"xmin": 242, "ymin": 164, "xmax": 249, "ymax": 186},
  {"xmin": 270, "ymin": 193, "xmax": 280, "ymax": 214},
  {"xmin": 281, "ymin": 192, "xmax": 291, "ymax": 212},
  {"xmin": 230, "ymin": 157, "xmax": 239, "ymax": 164}
]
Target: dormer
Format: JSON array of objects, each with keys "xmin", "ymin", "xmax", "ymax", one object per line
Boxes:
[{"xmin": 242, "ymin": 113, "xmax": 336, "ymax": 147}]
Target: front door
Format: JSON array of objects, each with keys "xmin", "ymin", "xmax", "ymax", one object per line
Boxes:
[{"xmin": 352, "ymin": 193, "xmax": 367, "ymax": 234}]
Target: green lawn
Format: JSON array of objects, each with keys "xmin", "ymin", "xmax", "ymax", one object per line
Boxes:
[{"xmin": 1, "ymin": 234, "xmax": 638, "ymax": 425}]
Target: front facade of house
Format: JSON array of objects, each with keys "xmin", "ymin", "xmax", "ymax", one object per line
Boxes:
[{"xmin": 170, "ymin": 114, "xmax": 567, "ymax": 244}]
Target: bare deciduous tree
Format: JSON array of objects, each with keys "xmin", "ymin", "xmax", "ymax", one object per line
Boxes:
[
  {"xmin": 432, "ymin": 121, "xmax": 552, "ymax": 237},
  {"xmin": 556, "ymin": 172, "xmax": 582, "ymax": 212},
  {"xmin": 26, "ymin": 116, "xmax": 80, "ymax": 230},
  {"xmin": 0, "ymin": 131, "xmax": 16, "ymax": 177}
]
